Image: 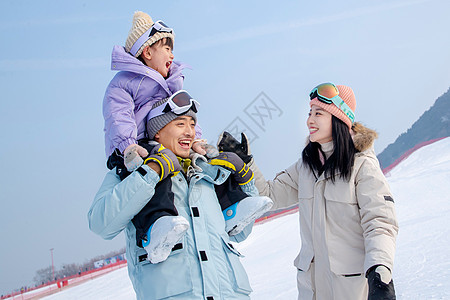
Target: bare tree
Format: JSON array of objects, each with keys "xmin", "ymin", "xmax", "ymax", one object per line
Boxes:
[
  {"xmin": 31, "ymin": 247, "xmax": 126, "ymax": 287},
  {"xmin": 33, "ymin": 266, "xmax": 53, "ymax": 285},
  {"xmin": 57, "ymin": 263, "xmax": 81, "ymax": 278}
]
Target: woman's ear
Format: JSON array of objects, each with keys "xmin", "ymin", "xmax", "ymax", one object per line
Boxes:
[{"xmin": 154, "ymin": 133, "xmax": 160, "ymax": 141}]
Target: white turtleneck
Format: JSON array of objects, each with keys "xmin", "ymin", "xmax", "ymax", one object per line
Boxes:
[{"xmin": 320, "ymin": 141, "xmax": 334, "ymax": 160}]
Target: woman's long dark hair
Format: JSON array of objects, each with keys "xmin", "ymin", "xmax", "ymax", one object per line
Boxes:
[{"xmin": 302, "ymin": 116, "xmax": 356, "ymax": 182}]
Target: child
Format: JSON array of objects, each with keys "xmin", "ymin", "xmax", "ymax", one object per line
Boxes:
[
  {"xmin": 102, "ymin": 12, "xmax": 272, "ymax": 262},
  {"xmin": 103, "ymin": 11, "xmax": 192, "ymax": 176}
]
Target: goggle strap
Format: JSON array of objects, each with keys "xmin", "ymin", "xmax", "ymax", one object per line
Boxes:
[
  {"xmin": 148, "ymin": 103, "xmax": 166, "ymax": 120},
  {"xmin": 330, "ymin": 96, "xmax": 355, "ymax": 123},
  {"xmin": 129, "ymin": 26, "xmax": 154, "ymax": 56}
]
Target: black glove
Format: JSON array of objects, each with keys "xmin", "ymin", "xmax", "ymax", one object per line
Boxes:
[
  {"xmin": 217, "ymin": 131, "xmax": 253, "ymax": 164},
  {"xmin": 367, "ymin": 265, "xmax": 396, "ymax": 300},
  {"xmin": 143, "ymin": 143, "xmax": 181, "ymax": 181},
  {"xmin": 209, "ymin": 152, "xmax": 254, "ymax": 185}
]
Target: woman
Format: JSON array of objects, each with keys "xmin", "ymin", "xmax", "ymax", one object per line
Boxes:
[{"xmin": 220, "ymin": 83, "xmax": 398, "ymax": 299}]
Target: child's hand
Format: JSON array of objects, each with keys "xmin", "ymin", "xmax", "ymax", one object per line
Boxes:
[
  {"xmin": 192, "ymin": 139, "xmax": 220, "ymax": 158},
  {"xmin": 192, "ymin": 139, "xmax": 207, "ymax": 156},
  {"xmin": 124, "ymin": 144, "xmax": 149, "ymax": 172}
]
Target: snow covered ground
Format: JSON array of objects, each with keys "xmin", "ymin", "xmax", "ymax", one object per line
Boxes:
[
  {"xmin": 36, "ymin": 137, "xmax": 450, "ymax": 299},
  {"xmin": 387, "ymin": 137, "xmax": 450, "ymax": 299}
]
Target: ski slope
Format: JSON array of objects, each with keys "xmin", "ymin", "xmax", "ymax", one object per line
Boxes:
[{"xmin": 38, "ymin": 137, "xmax": 450, "ymax": 299}]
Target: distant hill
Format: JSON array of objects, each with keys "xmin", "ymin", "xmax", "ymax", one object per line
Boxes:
[{"xmin": 377, "ymin": 87, "xmax": 450, "ymax": 169}]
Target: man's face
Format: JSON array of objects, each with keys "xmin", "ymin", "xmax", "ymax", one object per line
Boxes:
[{"xmin": 155, "ymin": 116, "xmax": 196, "ymax": 158}]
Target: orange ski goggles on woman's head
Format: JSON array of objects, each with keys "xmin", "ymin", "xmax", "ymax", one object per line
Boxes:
[{"xmin": 309, "ymin": 83, "xmax": 355, "ymax": 123}]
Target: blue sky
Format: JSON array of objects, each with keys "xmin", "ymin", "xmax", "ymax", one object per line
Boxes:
[{"xmin": 1, "ymin": 0, "xmax": 449, "ymax": 294}]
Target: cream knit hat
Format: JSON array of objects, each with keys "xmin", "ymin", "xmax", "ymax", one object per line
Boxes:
[
  {"xmin": 310, "ymin": 84, "xmax": 356, "ymax": 130},
  {"xmin": 125, "ymin": 11, "xmax": 175, "ymax": 58}
]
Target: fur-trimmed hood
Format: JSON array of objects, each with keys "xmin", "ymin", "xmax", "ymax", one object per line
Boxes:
[{"xmin": 352, "ymin": 122, "xmax": 378, "ymax": 152}]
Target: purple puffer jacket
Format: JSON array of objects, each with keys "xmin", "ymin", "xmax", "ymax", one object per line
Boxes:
[{"xmin": 103, "ymin": 45, "xmax": 201, "ymax": 157}]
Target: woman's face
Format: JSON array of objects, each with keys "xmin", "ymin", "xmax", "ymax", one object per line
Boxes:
[{"xmin": 307, "ymin": 105, "xmax": 333, "ymax": 144}]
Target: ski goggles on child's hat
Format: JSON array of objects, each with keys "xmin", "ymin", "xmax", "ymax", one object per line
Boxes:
[
  {"xmin": 129, "ymin": 20, "xmax": 174, "ymax": 57},
  {"xmin": 309, "ymin": 82, "xmax": 355, "ymax": 123},
  {"xmin": 148, "ymin": 90, "xmax": 200, "ymax": 120}
]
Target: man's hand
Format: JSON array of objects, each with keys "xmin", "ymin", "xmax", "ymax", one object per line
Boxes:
[
  {"xmin": 217, "ymin": 131, "xmax": 252, "ymax": 164},
  {"xmin": 144, "ymin": 144, "xmax": 181, "ymax": 181},
  {"xmin": 210, "ymin": 152, "xmax": 253, "ymax": 185},
  {"xmin": 367, "ymin": 265, "xmax": 396, "ymax": 300}
]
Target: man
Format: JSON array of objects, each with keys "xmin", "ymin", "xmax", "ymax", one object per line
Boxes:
[{"xmin": 88, "ymin": 92, "xmax": 257, "ymax": 299}]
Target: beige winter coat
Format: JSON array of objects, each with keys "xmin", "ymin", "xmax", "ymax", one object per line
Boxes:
[{"xmin": 250, "ymin": 123, "xmax": 398, "ymax": 299}]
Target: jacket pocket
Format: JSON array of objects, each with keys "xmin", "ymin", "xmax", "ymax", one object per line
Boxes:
[
  {"xmin": 323, "ymin": 181, "xmax": 356, "ymax": 204},
  {"xmin": 136, "ymin": 240, "xmax": 193, "ymax": 299},
  {"xmin": 324, "ymin": 182, "xmax": 360, "ymax": 225},
  {"xmin": 220, "ymin": 234, "xmax": 253, "ymax": 295}
]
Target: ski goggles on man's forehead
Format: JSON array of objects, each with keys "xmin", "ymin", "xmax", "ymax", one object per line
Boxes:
[
  {"xmin": 309, "ymin": 82, "xmax": 355, "ymax": 123},
  {"xmin": 129, "ymin": 20, "xmax": 173, "ymax": 56},
  {"xmin": 148, "ymin": 90, "xmax": 200, "ymax": 120}
]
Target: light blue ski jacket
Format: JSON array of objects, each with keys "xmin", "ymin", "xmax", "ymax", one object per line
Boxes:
[{"xmin": 88, "ymin": 158, "xmax": 256, "ymax": 299}]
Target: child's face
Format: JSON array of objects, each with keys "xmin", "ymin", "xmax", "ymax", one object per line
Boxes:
[
  {"xmin": 307, "ymin": 105, "xmax": 333, "ymax": 144},
  {"xmin": 145, "ymin": 41, "xmax": 174, "ymax": 78}
]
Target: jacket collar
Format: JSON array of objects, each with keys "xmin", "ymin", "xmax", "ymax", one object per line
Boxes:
[{"xmin": 352, "ymin": 122, "xmax": 378, "ymax": 153}]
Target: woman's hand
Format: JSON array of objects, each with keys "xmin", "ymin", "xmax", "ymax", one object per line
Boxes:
[{"xmin": 367, "ymin": 265, "xmax": 396, "ymax": 300}]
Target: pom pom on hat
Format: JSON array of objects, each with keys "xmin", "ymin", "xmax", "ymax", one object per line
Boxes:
[
  {"xmin": 125, "ymin": 11, "xmax": 174, "ymax": 57},
  {"xmin": 310, "ymin": 84, "xmax": 356, "ymax": 130}
]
